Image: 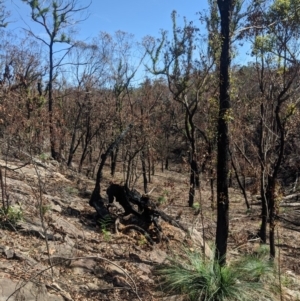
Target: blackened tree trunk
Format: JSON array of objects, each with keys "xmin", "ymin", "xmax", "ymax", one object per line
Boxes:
[
  {"xmin": 268, "ymin": 104, "xmax": 285, "ymax": 259},
  {"xmin": 67, "ymin": 105, "xmax": 83, "ymax": 167},
  {"xmin": 215, "ymin": 0, "xmax": 234, "ymax": 266},
  {"xmin": 49, "ymin": 42, "xmax": 57, "ymax": 159},
  {"xmin": 141, "ymin": 150, "xmax": 148, "ymax": 193},
  {"xmin": 259, "ymin": 176, "xmax": 268, "ymax": 243},
  {"xmin": 90, "ymin": 124, "xmax": 133, "ymax": 217}
]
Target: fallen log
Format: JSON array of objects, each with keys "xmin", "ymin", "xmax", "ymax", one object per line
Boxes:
[{"xmin": 105, "ymin": 182, "xmax": 189, "ymax": 243}]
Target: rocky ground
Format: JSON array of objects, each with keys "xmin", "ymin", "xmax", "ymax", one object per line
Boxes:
[{"xmin": 0, "ymin": 155, "xmax": 300, "ymax": 301}]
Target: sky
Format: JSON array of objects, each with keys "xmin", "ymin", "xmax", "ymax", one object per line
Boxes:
[
  {"xmin": 4, "ymin": 0, "xmax": 250, "ymax": 83},
  {"xmin": 7, "ymin": 0, "xmax": 209, "ymax": 42}
]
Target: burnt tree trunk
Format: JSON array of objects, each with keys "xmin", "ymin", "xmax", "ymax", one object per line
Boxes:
[
  {"xmin": 215, "ymin": 0, "xmax": 234, "ymax": 266},
  {"xmin": 259, "ymin": 176, "xmax": 268, "ymax": 243},
  {"xmin": 110, "ymin": 148, "xmax": 119, "ymax": 176},
  {"xmin": 230, "ymin": 150, "xmax": 250, "ymax": 209},
  {"xmin": 89, "ymin": 124, "xmax": 133, "ymax": 218},
  {"xmin": 268, "ymin": 104, "xmax": 285, "ymax": 259},
  {"xmin": 141, "ymin": 150, "xmax": 148, "ymax": 193},
  {"xmin": 188, "ymin": 157, "xmax": 200, "ymax": 207}
]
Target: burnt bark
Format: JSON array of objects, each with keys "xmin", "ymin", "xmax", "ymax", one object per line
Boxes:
[
  {"xmin": 230, "ymin": 150, "xmax": 250, "ymax": 209},
  {"xmin": 141, "ymin": 151, "xmax": 148, "ymax": 193},
  {"xmin": 89, "ymin": 124, "xmax": 133, "ymax": 218},
  {"xmin": 215, "ymin": 0, "xmax": 234, "ymax": 266}
]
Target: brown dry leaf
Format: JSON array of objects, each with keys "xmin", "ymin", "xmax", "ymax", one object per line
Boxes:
[{"xmin": 49, "ymin": 248, "xmax": 56, "ymax": 255}]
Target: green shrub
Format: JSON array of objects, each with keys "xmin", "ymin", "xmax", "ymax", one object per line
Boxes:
[
  {"xmin": 155, "ymin": 247, "xmax": 275, "ymax": 301},
  {"xmin": 39, "ymin": 153, "xmax": 50, "ymax": 162},
  {"xmin": 192, "ymin": 202, "xmax": 200, "ymax": 211},
  {"xmin": 65, "ymin": 186, "xmax": 79, "ymax": 196},
  {"xmin": 0, "ymin": 206, "xmax": 23, "ymax": 229},
  {"xmin": 158, "ymin": 195, "xmax": 166, "ymax": 205},
  {"xmin": 99, "ymin": 215, "xmax": 112, "ymax": 241}
]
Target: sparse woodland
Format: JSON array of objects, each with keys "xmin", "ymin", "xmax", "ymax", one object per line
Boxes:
[{"xmin": 1, "ymin": 0, "xmax": 300, "ymax": 300}]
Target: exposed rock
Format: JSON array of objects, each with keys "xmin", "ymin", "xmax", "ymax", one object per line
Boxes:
[
  {"xmin": 17, "ymin": 219, "xmax": 54, "ymax": 240},
  {"xmin": 0, "ymin": 278, "xmax": 64, "ymax": 301},
  {"xmin": 188, "ymin": 227, "xmax": 212, "ymax": 258},
  {"xmin": 135, "ymin": 262, "xmax": 152, "ymax": 275},
  {"xmin": 69, "ymin": 258, "xmax": 97, "ymax": 274},
  {"xmin": 14, "ymin": 250, "xmax": 38, "ymax": 266},
  {"xmin": 148, "ymin": 248, "xmax": 167, "ymax": 263},
  {"xmin": 106, "ymin": 262, "xmax": 127, "ymax": 276},
  {"xmin": 112, "ymin": 275, "xmax": 130, "ymax": 287},
  {"xmin": 50, "ymin": 214, "xmax": 83, "ymax": 239},
  {"xmin": 1, "ymin": 246, "xmax": 14, "ymax": 259},
  {"xmin": 138, "ymin": 274, "xmax": 154, "ymax": 284}
]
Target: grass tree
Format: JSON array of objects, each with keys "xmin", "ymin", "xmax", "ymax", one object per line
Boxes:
[{"xmin": 155, "ymin": 246, "xmax": 275, "ymax": 301}]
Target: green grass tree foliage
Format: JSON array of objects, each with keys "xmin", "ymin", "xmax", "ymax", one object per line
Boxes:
[
  {"xmin": 22, "ymin": 0, "xmax": 91, "ymax": 160},
  {"xmin": 156, "ymin": 247, "xmax": 275, "ymax": 301}
]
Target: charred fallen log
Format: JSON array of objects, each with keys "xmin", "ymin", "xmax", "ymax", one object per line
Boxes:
[
  {"xmin": 106, "ymin": 183, "xmax": 187, "ymax": 242},
  {"xmin": 106, "ymin": 183, "xmax": 142, "ymax": 216}
]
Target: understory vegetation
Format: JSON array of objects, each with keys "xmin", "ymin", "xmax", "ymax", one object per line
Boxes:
[{"xmin": 156, "ymin": 246, "xmax": 276, "ymax": 301}]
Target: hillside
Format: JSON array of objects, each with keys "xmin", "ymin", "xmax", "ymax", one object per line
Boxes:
[{"xmin": 0, "ymin": 154, "xmax": 300, "ymax": 301}]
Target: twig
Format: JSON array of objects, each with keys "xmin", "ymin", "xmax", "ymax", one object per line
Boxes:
[
  {"xmin": 277, "ymin": 227, "xmax": 283, "ymax": 301},
  {"xmin": 0, "ymin": 162, "xmax": 30, "ymax": 171},
  {"xmin": 31, "ymin": 161, "xmax": 54, "ymax": 280}
]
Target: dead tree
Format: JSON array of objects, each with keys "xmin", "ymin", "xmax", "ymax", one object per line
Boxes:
[{"xmin": 89, "ymin": 124, "xmax": 133, "ymax": 218}]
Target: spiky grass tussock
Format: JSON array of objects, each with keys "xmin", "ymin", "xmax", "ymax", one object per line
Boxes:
[{"xmin": 155, "ymin": 246, "xmax": 275, "ymax": 301}]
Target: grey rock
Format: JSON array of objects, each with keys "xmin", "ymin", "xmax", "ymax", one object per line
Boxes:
[
  {"xmin": 135, "ymin": 263, "xmax": 152, "ymax": 275},
  {"xmin": 14, "ymin": 250, "xmax": 38, "ymax": 266},
  {"xmin": 51, "ymin": 215, "xmax": 83, "ymax": 239},
  {"xmin": 148, "ymin": 248, "xmax": 167, "ymax": 264},
  {"xmin": 3, "ymin": 246, "xmax": 14, "ymax": 259},
  {"xmin": 0, "ymin": 277, "xmax": 64, "ymax": 301},
  {"xmin": 69, "ymin": 258, "xmax": 97, "ymax": 275},
  {"xmin": 105, "ymin": 262, "xmax": 127, "ymax": 276}
]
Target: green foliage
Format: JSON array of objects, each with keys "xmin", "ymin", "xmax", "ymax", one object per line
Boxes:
[
  {"xmin": 252, "ymin": 35, "xmax": 274, "ymax": 56},
  {"xmin": 65, "ymin": 186, "xmax": 79, "ymax": 196},
  {"xmin": 157, "ymin": 190, "xmax": 169, "ymax": 205},
  {"xmin": 158, "ymin": 195, "xmax": 166, "ymax": 205},
  {"xmin": 222, "ymin": 108, "xmax": 234, "ymax": 123},
  {"xmin": 270, "ymin": 0, "xmax": 291, "ymax": 16},
  {"xmin": 138, "ymin": 236, "xmax": 147, "ymax": 246},
  {"xmin": 39, "ymin": 153, "xmax": 50, "ymax": 162},
  {"xmin": 283, "ymin": 103, "xmax": 297, "ymax": 122},
  {"xmin": 156, "ymin": 247, "xmax": 275, "ymax": 301},
  {"xmin": 192, "ymin": 202, "xmax": 200, "ymax": 211},
  {"xmin": 99, "ymin": 215, "xmax": 112, "ymax": 241},
  {"xmin": 0, "ymin": 206, "xmax": 23, "ymax": 228},
  {"xmin": 41, "ymin": 204, "xmax": 51, "ymax": 216}
]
